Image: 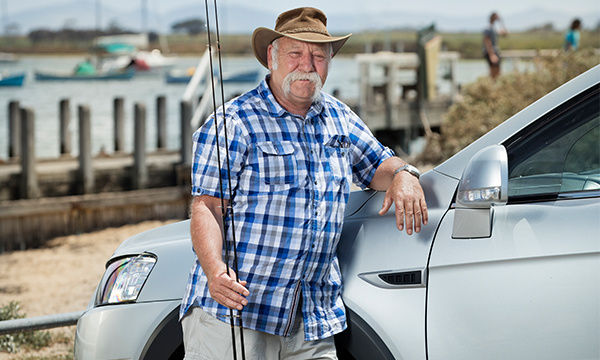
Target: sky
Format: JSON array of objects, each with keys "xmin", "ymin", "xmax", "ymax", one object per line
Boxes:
[
  {"xmin": 3, "ymin": 0, "xmax": 599, "ymax": 34},
  {"xmin": 7, "ymin": 0, "xmax": 599, "ymax": 19}
]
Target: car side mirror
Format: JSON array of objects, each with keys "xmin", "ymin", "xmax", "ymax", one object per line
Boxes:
[{"xmin": 452, "ymin": 145, "xmax": 508, "ymax": 238}]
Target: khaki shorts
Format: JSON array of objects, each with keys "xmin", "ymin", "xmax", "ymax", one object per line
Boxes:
[{"xmin": 181, "ymin": 307, "xmax": 338, "ymax": 360}]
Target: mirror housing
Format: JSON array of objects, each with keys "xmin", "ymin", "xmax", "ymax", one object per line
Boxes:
[
  {"xmin": 453, "ymin": 145, "xmax": 508, "ymax": 238},
  {"xmin": 456, "ymin": 145, "xmax": 508, "ymax": 208}
]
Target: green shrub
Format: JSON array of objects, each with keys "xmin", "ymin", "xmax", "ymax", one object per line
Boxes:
[
  {"xmin": 416, "ymin": 49, "xmax": 600, "ymax": 165},
  {"xmin": 0, "ymin": 302, "xmax": 52, "ymax": 353}
]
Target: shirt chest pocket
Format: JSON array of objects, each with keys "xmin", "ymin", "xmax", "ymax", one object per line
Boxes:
[
  {"xmin": 256, "ymin": 141, "xmax": 298, "ymax": 185},
  {"xmin": 324, "ymin": 135, "xmax": 351, "ymax": 184}
]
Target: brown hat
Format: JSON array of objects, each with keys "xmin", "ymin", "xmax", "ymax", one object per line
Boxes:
[{"xmin": 252, "ymin": 7, "xmax": 352, "ymax": 68}]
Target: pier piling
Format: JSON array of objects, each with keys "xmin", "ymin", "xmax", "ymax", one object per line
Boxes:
[
  {"xmin": 8, "ymin": 100, "xmax": 20, "ymax": 159},
  {"xmin": 59, "ymin": 98, "xmax": 72, "ymax": 156},
  {"xmin": 180, "ymin": 100, "xmax": 193, "ymax": 166},
  {"xmin": 78, "ymin": 104, "xmax": 94, "ymax": 195},
  {"xmin": 133, "ymin": 102, "xmax": 147, "ymax": 190},
  {"xmin": 20, "ymin": 107, "xmax": 39, "ymax": 200},
  {"xmin": 113, "ymin": 97, "xmax": 125, "ymax": 153},
  {"xmin": 156, "ymin": 95, "xmax": 167, "ymax": 150}
]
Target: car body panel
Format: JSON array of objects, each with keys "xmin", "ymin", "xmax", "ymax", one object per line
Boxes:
[
  {"xmin": 338, "ymin": 170, "xmax": 458, "ymax": 359},
  {"xmin": 75, "ymin": 299, "xmax": 181, "ymax": 359},
  {"xmin": 132, "ymin": 235, "xmax": 195, "ymax": 303},
  {"xmin": 427, "ymin": 197, "xmax": 600, "ymax": 359}
]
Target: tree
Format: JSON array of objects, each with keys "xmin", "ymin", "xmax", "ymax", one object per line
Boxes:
[{"xmin": 171, "ymin": 18, "xmax": 205, "ymax": 35}]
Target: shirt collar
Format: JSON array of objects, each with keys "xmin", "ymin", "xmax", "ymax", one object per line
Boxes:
[{"xmin": 258, "ymin": 75, "xmax": 324, "ymax": 120}]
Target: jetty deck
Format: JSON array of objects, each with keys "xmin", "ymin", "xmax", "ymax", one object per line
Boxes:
[{"xmin": 0, "ymin": 151, "xmax": 191, "ymax": 251}]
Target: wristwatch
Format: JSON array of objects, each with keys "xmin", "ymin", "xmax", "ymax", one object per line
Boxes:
[{"xmin": 393, "ymin": 164, "xmax": 420, "ymax": 179}]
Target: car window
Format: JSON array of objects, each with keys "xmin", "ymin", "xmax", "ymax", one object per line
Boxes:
[{"xmin": 505, "ymin": 85, "xmax": 599, "ymax": 199}]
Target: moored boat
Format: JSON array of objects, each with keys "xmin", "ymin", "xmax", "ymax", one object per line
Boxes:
[
  {"xmin": 34, "ymin": 69, "xmax": 135, "ymax": 81},
  {"xmin": 165, "ymin": 68, "xmax": 260, "ymax": 84},
  {"xmin": 0, "ymin": 71, "xmax": 26, "ymax": 86},
  {"xmin": 0, "ymin": 52, "xmax": 19, "ymax": 63}
]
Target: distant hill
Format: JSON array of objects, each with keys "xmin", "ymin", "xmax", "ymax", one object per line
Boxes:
[{"xmin": 7, "ymin": 1, "xmax": 599, "ymax": 35}]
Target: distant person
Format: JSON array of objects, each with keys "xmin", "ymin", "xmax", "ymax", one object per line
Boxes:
[
  {"xmin": 482, "ymin": 12, "xmax": 508, "ymax": 79},
  {"xmin": 74, "ymin": 58, "xmax": 96, "ymax": 75},
  {"xmin": 564, "ymin": 18, "xmax": 582, "ymax": 51}
]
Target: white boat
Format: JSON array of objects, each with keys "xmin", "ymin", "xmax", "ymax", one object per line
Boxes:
[
  {"xmin": 0, "ymin": 52, "xmax": 18, "ymax": 63},
  {"xmin": 93, "ymin": 34, "xmax": 177, "ymax": 74},
  {"xmin": 100, "ymin": 49, "xmax": 177, "ymax": 74}
]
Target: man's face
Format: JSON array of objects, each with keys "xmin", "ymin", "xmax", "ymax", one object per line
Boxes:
[{"xmin": 267, "ymin": 37, "xmax": 330, "ymax": 109}]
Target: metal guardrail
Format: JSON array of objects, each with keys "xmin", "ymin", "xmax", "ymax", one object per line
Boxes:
[{"xmin": 0, "ymin": 311, "xmax": 83, "ymax": 335}]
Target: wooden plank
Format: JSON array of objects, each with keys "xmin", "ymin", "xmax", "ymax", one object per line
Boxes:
[{"xmin": 0, "ymin": 187, "xmax": 190, "ymax": 251}]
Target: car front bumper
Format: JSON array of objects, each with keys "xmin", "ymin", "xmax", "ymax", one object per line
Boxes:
[{"xmin": 74, "ymin": 299, "xmax": 181, "ymax": 360}]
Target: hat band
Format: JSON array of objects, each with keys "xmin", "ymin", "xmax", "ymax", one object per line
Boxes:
[{"xmin": 283, "ymin": 27, "xmax": 330, "ymax": 37}]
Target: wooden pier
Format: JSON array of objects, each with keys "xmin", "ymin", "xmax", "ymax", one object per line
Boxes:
[
  {"xmin": 0, "ymin": 97, "xmax": 195, "ymax": 251},
  {"xmin": 352, "ymin": 29, "xmax": 461, "ymax": 153}
]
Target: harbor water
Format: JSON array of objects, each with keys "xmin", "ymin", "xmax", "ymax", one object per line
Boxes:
[{"xmin": 0, "ymin": 54, "xmax": 493, "ymax": 160}]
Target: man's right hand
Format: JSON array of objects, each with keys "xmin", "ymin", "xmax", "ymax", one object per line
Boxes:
[
  {"xmin": 206, "ymin": 265, "xmax": 249, "ymax": 311},
  {"xmin": 190, "ymin": 195, "xmax": 250, "ymax": 311}
]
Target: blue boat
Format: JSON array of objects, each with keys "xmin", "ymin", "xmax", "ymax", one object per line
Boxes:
[
  {"xmin": 220, "ymin": 69, "xmax": 260, "ymax": 83},
  {"xmin": 165, "ymin": 71, "xmax": 194, "ymax": 84},
  {"xmin": 0, "ymin": 72, "xmax": 26, "ymax": 86},
  {"xmin": 34, "ymin": 69, "xmax": 135, "ymax": 81},
  {"xmin": 166, "ymin": 69, "xmax": 260, "ymax": 84}
]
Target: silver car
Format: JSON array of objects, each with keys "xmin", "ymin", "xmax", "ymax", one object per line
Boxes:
[{"xmin": 75, "ymin": 65, "xmax": 600, "ymax": 360}]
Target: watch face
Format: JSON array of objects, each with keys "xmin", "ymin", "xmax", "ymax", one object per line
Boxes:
[
  {"xmin": 394, "ymin": 165, "xmax": 420, "ymax": 179},
  {"xmin": 406, "ymin": 165, "xmax": 420, "ymax": 178}
]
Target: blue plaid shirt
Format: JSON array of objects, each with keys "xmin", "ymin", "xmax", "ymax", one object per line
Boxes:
[{"xmin": 181, "ymin": 76, "xmax": 394, "ymax": 341}]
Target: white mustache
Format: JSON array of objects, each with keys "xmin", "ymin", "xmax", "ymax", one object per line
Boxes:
[{"xmin": 282, "ymin": 70, "xmax": 323, "ymax": 101}]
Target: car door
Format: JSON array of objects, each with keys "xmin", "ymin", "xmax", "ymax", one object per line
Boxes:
[{"xmin": 426, "ymin": 84, "xmax": 600, "ymax": 360}]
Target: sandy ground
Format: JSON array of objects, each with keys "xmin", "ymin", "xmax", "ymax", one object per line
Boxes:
[{"xmin": 0, "ymin": 219, "xmax": 180, "ymax": 359}]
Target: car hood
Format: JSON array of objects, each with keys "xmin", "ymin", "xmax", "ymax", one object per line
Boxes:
[{"xmin": 112, "ymin": 220, "xmax": 192, "ymax": 258}]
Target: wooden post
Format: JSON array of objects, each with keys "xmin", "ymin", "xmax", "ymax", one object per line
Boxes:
[
  {"xmin": 59, "ymin": 98, "xmax": 72, "ymax": 156},
  {"xmin": 386, "ymin": 62, "xmax": 399, "ymax": 129},
  {"xmin": 20, "ymin": 107, "xmax": 39, "ymax": 199},
  {"xmin": 8, "ymin": 100, "xmax": 20, "ymax": 159},
  {"xmin": 78, "ymin": 105, "xmax": 94, "ymax": 194},
  {"xmin": 358, "ymin": 62, "xmax": 369, "ymax": 119},
  {"xmin": 180, "ymin": 100, "xmax": 192, "ymax": 166},
  {"xmin": 156, "ymin": 95, "xmax": 167, "ymax": 150},
  {"xmin": 114, "ymin": 97, "xmax": 125, "ymax": 153},
  {"xmin": 133, "ymin": 102, "xmax": 147, "ymax": 190}
]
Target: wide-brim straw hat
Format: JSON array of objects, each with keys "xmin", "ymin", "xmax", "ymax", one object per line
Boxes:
[{"xmin": 252, "ymin": 7, "xmax": 352, "ymax": 69}]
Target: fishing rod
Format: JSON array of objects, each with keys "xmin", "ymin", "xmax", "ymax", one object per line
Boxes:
[{"xmin": 203, "ymin": 0, "xmax": 246, "ymax": 359}]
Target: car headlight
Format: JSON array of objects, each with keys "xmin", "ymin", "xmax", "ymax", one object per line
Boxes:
[{"xmin": 95, "ymin": 254, "xmax": 156, "ymax": 306}]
